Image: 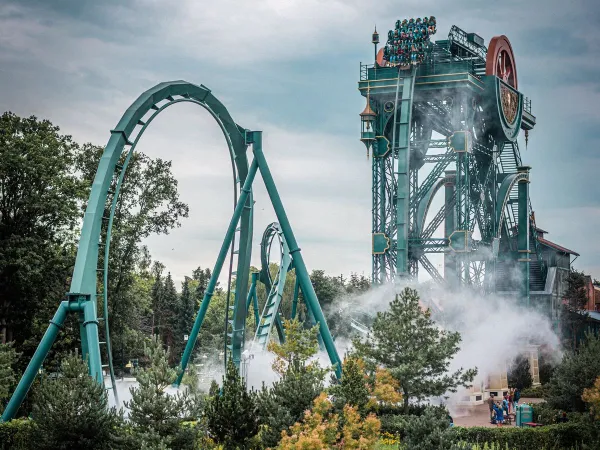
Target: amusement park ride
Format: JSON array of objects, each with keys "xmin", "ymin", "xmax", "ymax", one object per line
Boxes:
[{"xmin": 3, "ymin": 17, "xmax": 569, "ymax": 421}]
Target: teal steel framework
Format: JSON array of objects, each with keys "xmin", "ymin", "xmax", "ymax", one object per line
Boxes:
[
  {"xmin": 2, "ymin": 81, "xmax": 341, "ymax": 422},
  {"xmin": 360, "ymin": 23, "xmax": 540, "ymax": 300}
]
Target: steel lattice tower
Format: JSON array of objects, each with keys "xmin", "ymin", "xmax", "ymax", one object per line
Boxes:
[{"xmin": 360, "ymin": 23, "xmax": 540, "ymax": 301}]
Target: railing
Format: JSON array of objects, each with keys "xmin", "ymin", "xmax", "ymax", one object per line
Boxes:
[
  {"xmin": 360, "ymin": 54, "xmax": 483, "ymax": 82},
  {"xmin": 524, "ymin": 97, "xmax": 532, "ymax": 114}
]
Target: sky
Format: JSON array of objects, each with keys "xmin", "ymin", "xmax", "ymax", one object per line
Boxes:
[{"xmin": 1, "ymin": 0, "xmax": 599, "ymax": 287}]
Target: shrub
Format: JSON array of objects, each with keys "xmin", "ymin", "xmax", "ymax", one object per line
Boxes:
[
  {"xmin": 520, "ymin": 384, "xmax": 549, "ymax": 398},
  {"xmin": 450, "ymin": 422, "xmax": 600, "ymax": 449},
  {"xmin": 0, "ymin": 419, "xmax": 34, "ymax": 450}
]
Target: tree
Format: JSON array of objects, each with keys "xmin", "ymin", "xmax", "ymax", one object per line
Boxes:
[
  {"xmin": 276, "ymin": 392, "xmax": 380, "ymax": 449},
  {"xmin": 547, "ymin": 330, "xmax": 600, "ymax": 412},
  {"xmin": 0, "ymin": 342, "xmax": 19, "ymax": 412},
  {"xmin": 160, "ymin": 272, "xmax": 178, "ymax": 357},
  {"xmin": 508, "ymin": 354, "xmax": 533, "ymax": 390},
  {"xmin": 329, "ymin": 356, "xmax": 371, "ymax": 416},
  {"xmin": 0, "ymin": 112, "xmax": 84, "ymax": 350},
  {"xmin": 267, "ymin": 318, "xmax": 324, "ymax": 377},
  {"xmin": 174, "ymin": 277, "xmax": 195, "ymax": 362},
  {"xmin": 582, "ymin": 376, "xmax": 600, "ymax": 419},
  {"xmin": 354, "ymin": 287, "xmax": 477, "ymax": 413},
  {"xmin": 561, "ymin": 269, "xmax": 589, "ymax": 350},
  {"xmin": 31, "ymin": 354, "xmax": 123, "ymax": 449},
  {"xmin": 205, "ymin": 359, "xmax": 259, "ymax": 449},
  {"xmin": 256, "ymin": 360, "xmax": 325, "ymax": 449},
  {"xmin": 126, "ymin": 335, "xmax": 197, "ymax": 449},
  {"xmin": 77, "ymin": 145, "xmax": 188, "ymax": 365}
]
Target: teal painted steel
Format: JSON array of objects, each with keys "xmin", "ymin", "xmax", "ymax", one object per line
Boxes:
[
  {"xmin": 245, "ymin": 272, "xmax": 260, "ymax": 328},
  {"xmin": 360, "ymin": 23, "xmax": 541, "ymax": 297},
  {"xmin": 175, "ymin": 157, "xmax": 259, "ymax": 387},
  {"xmin": 291, "ymin": 276, "xmax": 300, "ymax": 320},
  {"xmin": 518, "ymin": 166, "xmax": 531, "ymax": 306},
  {"xmin": 2, "ymin": 300, "xmax": 74, "ymax": 421},
  {"xmin": 251, "ymin": 133, "xmax": 342, "ymax": 377},
  {"xmin": 253, "ymin": 223, "xmax": 291, "ymax": 349}
]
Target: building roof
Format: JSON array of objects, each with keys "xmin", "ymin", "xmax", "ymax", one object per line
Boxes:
[
  {"xmin": 587, "ymin": 311, "xmax": 600, "ymax": 322},
  {"xmin": 534, "ymin": 226, "xmax": 548, "ymax": 234},
  {"xmin": 538, "ymin": 237, "xmax": 580, "ymax": 256}
]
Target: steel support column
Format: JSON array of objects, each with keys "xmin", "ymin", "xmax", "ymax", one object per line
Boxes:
[
  {"xmin": 251, "ymin": 132, "xmax": 342, "ymax": 377},
  {"xmin": 517, "ymin": 166, "xmax": 531, "ymax": 307},
  {"xmin": 395, "ymin": 70, "xmax": 416, "ymax": 278},
  {"xmin": 175, "ymin": 157, "xmax": 259, "ymax": 387},
  {"xmin": 444, "ymin": 170, "xmax": 456, "ymax": 286}
]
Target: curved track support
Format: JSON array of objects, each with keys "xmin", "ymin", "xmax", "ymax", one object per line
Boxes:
[
  {"xmin": 253, "ymin": 223, "xmax": 291, "ymax": 349},
  {"xmin": 495, "ymin": 172, "xmax": 528, "ymax": 238}
]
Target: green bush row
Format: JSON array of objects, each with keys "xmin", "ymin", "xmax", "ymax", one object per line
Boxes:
[
  {"xmin": 0, "ymin": 419, "xmax": 35, "ymax": 450},
  {"xmin": 451, "ymin": 422, "xmax": 600, "ymax": 450}
]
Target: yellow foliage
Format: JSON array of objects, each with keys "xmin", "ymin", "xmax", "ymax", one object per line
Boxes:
[
  {"xmin": 276, "ymin": 392, "xmax": 381, "ymax": 449},
  {"xmin": 372, "ymin": 368, "xmax": 403, "ymax": 405},
  {"xmin": 582, "ymin": 375, "xmax": 600, "ymax": 419},
  {"xmin": 267, "ymin": 319, "xmax": 321, "ymax": 376}
]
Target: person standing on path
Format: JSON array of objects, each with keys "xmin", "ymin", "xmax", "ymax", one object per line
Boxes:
[{"xmin": 488, "ymin": 394, "xmax": 495, "ymax": 421}]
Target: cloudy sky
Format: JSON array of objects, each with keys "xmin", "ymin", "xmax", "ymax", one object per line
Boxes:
[{"xmin": 1, "ymin": 0, "xmax": 599, "ymax": 286}]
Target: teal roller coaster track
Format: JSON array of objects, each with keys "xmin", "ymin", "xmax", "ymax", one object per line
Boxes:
[{"xmin": 1, "ymin": 81, "xmax": 341, "ymax": 422}]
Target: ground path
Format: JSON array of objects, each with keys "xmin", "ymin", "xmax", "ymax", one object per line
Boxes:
[{"xmin": 452, "ymin": 398, "xmax": 544, "ymax": 428}]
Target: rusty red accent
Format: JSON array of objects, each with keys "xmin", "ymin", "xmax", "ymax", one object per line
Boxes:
[{"xmin": 486, "ymin": 35, "xmax": 518, "ymax": 89}]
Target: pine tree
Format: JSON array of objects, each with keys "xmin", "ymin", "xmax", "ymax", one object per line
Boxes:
[
  {"xmin": 508, "ymin": 355, "xmax": 533, "ymax": 390},
  {"xmin": 31, "ymin": 354, "xmax": 123, "ymax": 449},
  {"xmin": 267, "ymin": 318, "xmax": 324, "ymax": 377},
  {"xmin": 329, "ymin": 356, "xmax": 370, "ymax": 416},
  {"xmin": 354, "ymin": 287, "xmax": 477, "ymax": 413},
  {"xmin": 174, "ymin": 277, "xmax": 195, "ymax": 362},
  {"xmin": 256, "ymin": 359, "xmax": 325, "ymax": 448},
  {"xmin": 126, "ymin": 335, "xmax": 197, "ymax": 449},
  {"xmin": 562, "ymin": 269, "xmax": 590, "ymax": 350},
  {"xmin": 547, "ymin": 330, "xmax": 600, "ymax": 412},
  {"xmin": 205, "ymin": 359, "xmax": 259, "ymax": 449},
  {"xmin": 161, "ymin": 273, "xmax": 178, "ymax": 356}
]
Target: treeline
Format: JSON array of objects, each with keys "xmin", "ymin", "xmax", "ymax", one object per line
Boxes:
[{"xmin": 0, "ymin": 111, "xmax": 371, "ymax": 385}]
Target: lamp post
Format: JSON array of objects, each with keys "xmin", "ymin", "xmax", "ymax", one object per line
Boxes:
[{"xmin": 360, "ymin": 85, "xmax": 377, "ymax": 158}]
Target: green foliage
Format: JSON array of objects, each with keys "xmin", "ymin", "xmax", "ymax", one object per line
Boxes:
[
  {"xmin": 399, "ymin": 407, "xmax": 454, "ymax": 450},
  {"xmin": 520, "ymin": 384, "xmax": 549, "ymax": 398},
  {"xmin": 126, "ymin": 335, "xmax": 197, "ymax": 449},
  {"xmin": 267, "ymin": 318, "xmax": 324, "ymax": 377},
  {"xmin": 0, "ymin": 112, "xmax": 85, "ymax": 362},
  {"xmin": 31, "ymin": 354, "xmax": 123, "ymax": 449},
  {"xmin": 508, "ymin": 355, "xmax": 533, "ymax": 390},
  {"xmin": 0, "ymin": 342, "xmax": 19, "ymax": 410},
  {"xmin": 547, "ymin": 331, "xmax": 600, "ymax": 412},
  {"xmin": 77, "ymin": 145, "xmax": 188, "ymax": 366},
  {"xmin": 256, "ymin": 359, "xmax": 325, "ymax": 448},
  {"xmin": 329, "ymin": 356, "xmax": 371, "ymax": 416},
  {"xmin": 561, "ymin": 269, "xmax": 590, "ymax": 350},
  {"xmin": 175, "ymin": 277, "xmax": 196, "ymax": 362},
  {"xmin": 0, "ymin": 419, "xmax": 35, "ymax": 450},
  {"xmin": 354, "ymin": 287, "xmax": 477, "ymax": 412},
  {"xmin": 450, "ymin": 422, "xmax": 600, "ymax": 449},
  {"xmin": 205, "ymin": 359, "xmax": 259, "ymax": 449}
]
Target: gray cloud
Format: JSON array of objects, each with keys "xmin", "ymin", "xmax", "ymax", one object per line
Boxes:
[{"xmin": 0, "ymin": 0, "xmax": 598, "ymax": 284}]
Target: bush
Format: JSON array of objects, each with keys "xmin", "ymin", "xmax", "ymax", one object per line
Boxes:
[
  {"xmin": 520, "ymin": 384, "xmax": 549, "ymax": 398},
  {"xmin": 379, "ymin": 405, "xmax": 450, "ymax": 439},
  {"xmin": 0, "ymin": 419, "xmax": 34, "ymax": 450},
  {"xmin": 450, "ymin": 422, "xmax": 600, "ymax": 449}
]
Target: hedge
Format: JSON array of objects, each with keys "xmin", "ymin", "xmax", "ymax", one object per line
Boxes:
[
  {"xmin": 451, "ymin": 422, "xmax": 599, "ymax": 450},
  {"xmin": 0, "ymin": 419, "xmax": 35, "ymax": 450}
]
